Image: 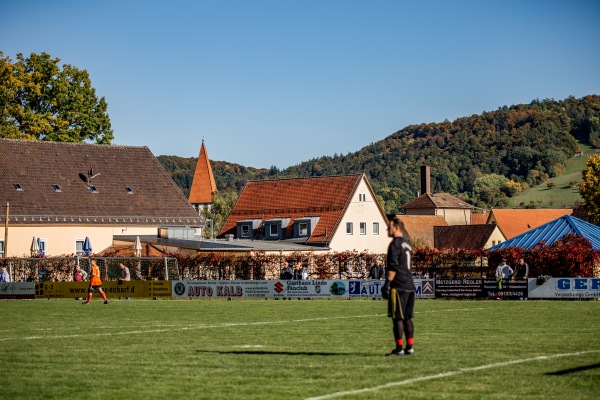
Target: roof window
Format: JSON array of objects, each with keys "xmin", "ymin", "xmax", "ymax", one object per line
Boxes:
[
  {"xmin": 13, "ymin": 183, "xmax": 23, "ymax": 191},
  {"xmin": 90, "ymin": 185, "xmax": 99, "ymax": 193},
  {"xmin": 52, "ymin": 184, "xmax": 61, "ymax": 192},
  {"xmin": 125, "ymin": 186, "xmax": 134, "ymax": 194}
]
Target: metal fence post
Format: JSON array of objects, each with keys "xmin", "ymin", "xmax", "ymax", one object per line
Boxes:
[{"xmin": 164, "ymin": 257, "xmax": 169, "ymax": 280}]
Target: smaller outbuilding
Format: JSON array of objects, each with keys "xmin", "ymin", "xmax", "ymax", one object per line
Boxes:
[{"xmin": 489, "ymin": 215, "xmax": 600, "ymax": 250}]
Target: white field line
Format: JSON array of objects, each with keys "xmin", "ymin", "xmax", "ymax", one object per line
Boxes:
[
  {"xmin": 0, "ymin": 307, "xmax": 482, "ymax": 342},
  {"xmin": 305, "ymin": 350, "xmax": 600, "ymax": 400}
]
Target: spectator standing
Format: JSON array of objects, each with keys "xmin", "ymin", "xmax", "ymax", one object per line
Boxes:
[
  {"xmin": 0, "ymin": 267, "xmax": 10, "ymax": 282},
  {"xmin": 513, "ymin": 258, "xmax": 529, "ymax": 281},
  {"xmin": 73, "ymin": 265, "xmax": 88, "ymax": 282},
  {"xmin": 119, "ymin": 263, "xmax": 131, "ymax": 300},
  {"xmin": 292, "ymin": 264, "xmax": 303, "ymax": 280},
  {"xmin": 280, "ymin": 260, "xmax": 293, "ymax": 280},
  {"xmin": 495, "ymin": 259, "xmax": 513, "ymax": 289}
]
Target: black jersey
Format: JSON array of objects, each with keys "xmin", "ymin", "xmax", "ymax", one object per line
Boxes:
[{"xmin": 386, "ymin": 236, "xmax": 416, "ymax": 292}]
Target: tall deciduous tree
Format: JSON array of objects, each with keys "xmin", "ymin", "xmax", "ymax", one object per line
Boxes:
[
  {"xmin": 0, "ymin": 52, "xmax": 113, "ymax": 143},
  {"xmin": 580, "ymin": 154, "xmax": 600, "ymax": 224}
]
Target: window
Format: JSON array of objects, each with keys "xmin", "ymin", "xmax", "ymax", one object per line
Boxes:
[
  {"xmin": 90, "ymin": 185, "xmax": 98, "ymax": 193},
  {"xmin": 269, "ymin": 224, "xmax": 278, "ymax": 236},
  {"xmin": 0, "ymin": 240, "xmax": 4, "ymax": 257},
  {"xmin": 299, "ymin": 223, "xmax": 308, "ymax": 236},
  {"xmin": 346, "ymin": 222, "xmax": 353, "ymax": 235},
  {"xmin": 38, "ymin": 239, "xmax": 48, "ymax": 256},
  {"xmin": 125, "ymin": 186, "xmax": 134, "ymax": 194},
  {"xmin": 360, "ymin": 222, "xmax": 366, "ymax": 235},
  {"xmin": 492, "ymin": 241, "xmax": 496, "ymax": 246},
  {"xmin": 52, "ymin": 184, "xmax": 61, "ymax": 192},
  {"xmin": 241, "ymin": 225, "xmax": 250, "ymax": 238},
  {"xmin": 373, "ymin": 222, "xmax": 379, "ymax": 235},
  {"xmin": 358, "ymin": 193, "xmax": 366, "ymax": 202},
  {"xmin": 75, "ymin": 239, "xmax": 85, "ymax": 255},
  {"xmin": 13, "ymin": 183, "xmax": 23, "ymax": 191}
]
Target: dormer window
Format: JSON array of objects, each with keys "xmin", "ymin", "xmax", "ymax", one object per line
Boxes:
[
  {"xmin": 52, "ymin": 184, "xmax": 61, "ymax": 192},
  {"xmin": 13, "ymin": 183, "xmax": 23, "ymax": 191},
  {"xmin": 241, "ymin": 225, "xmax": 250, "ymax": 238},
  {"xmin": 269, "ymin": 224, "xmax": 278, "ymax": 236},
  {"xmin": 294, "ymin": 216, "xmax": 319, "ymax": 238},
  {"xmin": 236, "ymin": 219, "xmax": 261, "ymax": 239},
  {"xmin": 299, "ymin": 223, "xmax": 308, "ymax": 236}
]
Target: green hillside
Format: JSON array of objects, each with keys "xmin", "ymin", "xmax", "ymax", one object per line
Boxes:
[
  {"xmin": 159, "ymin": 95, "xmax": 600, "ymax": 212},
  {"xmin": 507, "ymin": 142, "xmax": 599, "ymax": 208}
]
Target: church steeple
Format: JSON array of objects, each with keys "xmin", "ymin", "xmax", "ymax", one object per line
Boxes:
[{"xmin": 189, "ymin": 139, "xmax": 217, "ymax": 212}]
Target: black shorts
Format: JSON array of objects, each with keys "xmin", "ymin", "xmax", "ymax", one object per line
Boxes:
[
  {"xmin": 88, "ymin": 285, "xmax": 103, "ymax": 293},
  {"xmin": 388, "ymin": 289, "xmax": 415, "ymax": 320}
]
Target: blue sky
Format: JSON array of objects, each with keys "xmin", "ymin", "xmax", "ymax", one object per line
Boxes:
[{"xmin": 2, "ymin": 0, "xmax": 599, "ymax": 168}]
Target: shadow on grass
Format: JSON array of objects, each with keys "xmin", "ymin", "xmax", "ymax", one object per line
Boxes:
[
  {"xmin": 196, "ymin": 349, "xmax": 371, "ymax": 356},
  {"xmin": 545, "ymin": 363, "xmax": 600, "ymax": 375}
]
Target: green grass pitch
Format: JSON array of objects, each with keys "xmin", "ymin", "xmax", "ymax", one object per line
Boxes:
[{"xmin": 1, "ymin": 298, "xmax": 599, "ymax": 399}]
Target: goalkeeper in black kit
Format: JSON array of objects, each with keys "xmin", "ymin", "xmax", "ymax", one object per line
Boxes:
[{"xmin": 382, "ymin": 216, "xmax": 416, "ymax": 356}]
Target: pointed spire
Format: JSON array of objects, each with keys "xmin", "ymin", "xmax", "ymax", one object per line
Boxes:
[{"xmin": 189, "ymin": 140, "xmax": 217, "ymax": 205}]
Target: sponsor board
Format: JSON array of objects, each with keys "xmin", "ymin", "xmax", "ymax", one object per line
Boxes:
[
  {"xmin": 0, "ymin": 282, "xmax": 35, "ymax": 299},
  {"xmin": 529, "ymin": 278, "xmax": 600, "ymax": 299},
  {"xmin": 172, "ymin": 280, "xmax": 350, "ymax": 299},
  {"xmin": 435, "ymin": 278, "xmax": 527, "ymax": 299},
  {"xmin": 173, "ymin": 280, "xmax": 271, "ymax": 298},
  {"xmin": 34, "ymin": 281, "xmax": 171, "ymax": 299},
  {"xmin": 347, "ymin": 279, "xmax": 434, "ymax": 298}
]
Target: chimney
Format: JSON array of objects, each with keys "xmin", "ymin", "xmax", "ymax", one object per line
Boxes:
[{"xmin": 420, "ymin": 166, "xmax": 431, "ymax": 195}]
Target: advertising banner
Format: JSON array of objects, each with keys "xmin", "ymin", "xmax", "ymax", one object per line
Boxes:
[
  {"xmin": 435, "ymin": 278, "xmax": 528, "ymax": 299},
  {"xmin": 172, "ymin": 280, "xmax": 350, "ymax": 299},
  {"xmin": 528, "ymin": 278, "xmax": 600, "ymax": 299},
  {"xmin": 34, "ymin": 281, "xmax": 172, "ymax": 299},
  {"xmin": 0, "ymin": 282, "xmax": 35, "ymax": 299},
  {"xmin": 347, "ymin": 279, "xmax": 434, "ymax": 299}
]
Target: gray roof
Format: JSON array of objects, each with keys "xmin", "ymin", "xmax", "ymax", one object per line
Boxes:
[
  {"xmin": 0, "ymin": 139, "xmax": 201, "ymax": 226},
  {"xmin": 117, "ymin": 235, "xmax": 330, "ymax": 252}
]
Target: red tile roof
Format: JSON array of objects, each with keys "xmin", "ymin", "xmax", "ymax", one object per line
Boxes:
[
  {"xmin": 434, "ymin": 224, "xmax": 500, "ymax": 250},
  {"xmin": 189, "ymin": 141, "xmax": 217, "ymax": 204},
  {"xmin": 0, "ymin": 139, "xmax": 201, "ymax": 225},
  {"xmin": 402, "ymin": 193, "xmax": 473, "ymax": 210},
  {"xmin": 489, "ymin": 209, "xmax": 573, "ymax": 239},
  {"xmin": 397, "ymin": 215, "xmax": 448, "ymax": 247},
  {"xmin": 218, "ymin": 174, "xmax": 384, "ymax": 244},
  {"xmin": 471, "ymin": 213, "xmax": 490, "ymax": 225}
]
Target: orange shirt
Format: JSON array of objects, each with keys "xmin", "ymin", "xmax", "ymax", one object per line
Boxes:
[{"xmin": 90, "ymin": 264, "xmax": 102, "ymax": 286}]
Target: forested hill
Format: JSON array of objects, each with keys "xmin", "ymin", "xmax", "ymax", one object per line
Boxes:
[{"xmin": 159, "ymin": 95, "xmax": 600, "ymax": 212}]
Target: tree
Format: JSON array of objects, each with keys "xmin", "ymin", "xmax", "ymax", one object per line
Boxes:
[
  {"xmin": 580, "ymin": 154, "xmax": 600, "ymax": 224},
  {"xmin": 200, "ymin": 191, "xmax": 239, "ymax": 238},
  {"xmin": 0, "ymin": 52, "xmax": 113, "ymax": 143}
]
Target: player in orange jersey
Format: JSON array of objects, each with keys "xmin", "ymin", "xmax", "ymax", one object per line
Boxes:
[{"xmin": 83, "ymin": 260, "xmax": 108, "ymax": 304}]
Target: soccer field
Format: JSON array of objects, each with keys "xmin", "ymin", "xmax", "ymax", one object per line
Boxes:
[{"xmin": 1, "ymin": 299, "xmax": 599, "ymax": 400}]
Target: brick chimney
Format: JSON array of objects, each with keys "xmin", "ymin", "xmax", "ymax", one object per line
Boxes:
[{"xmin": 420, "ymin": 166, "xmax": 431, "ymax": 195}]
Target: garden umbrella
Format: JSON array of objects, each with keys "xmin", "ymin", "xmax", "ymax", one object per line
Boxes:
[
  {"xmin": 83, "ymin": 237, "xmax": 92, "ymax": 256},
  {"xmin": 30, "ymin": 237, "xmax": 38, "ymax": 255},
  {"xmin": 134, "ymin": 236, "xmax": 142, "ymax": 257}
]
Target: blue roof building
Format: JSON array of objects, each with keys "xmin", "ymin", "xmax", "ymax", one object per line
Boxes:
[{"xmin": 489, "ymin": 215, "xmax": 600, "ymax": 250}]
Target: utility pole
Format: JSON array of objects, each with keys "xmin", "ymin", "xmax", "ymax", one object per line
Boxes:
[{"xmin": 4, "ymin": 203, "xmax": 9, "ymax": 257}]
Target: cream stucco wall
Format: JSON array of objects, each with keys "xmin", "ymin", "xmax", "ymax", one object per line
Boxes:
[
  {"xmin": 1, "ymin": 225, "xmax": 158, "ymax": 257},
  {"xmin": 485, "ymin": 226, "xmax": 507, "ymax": 249},
  {"xmin": 328, "ymin": 178, "xmax": 389, "ymax": 254},
  {"xmin": 436, "ymin": 208, "xmax": 472, "ymax": 225}
]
